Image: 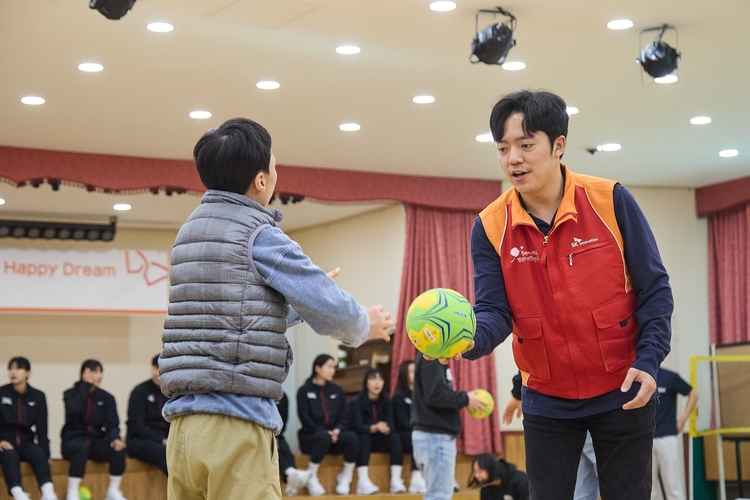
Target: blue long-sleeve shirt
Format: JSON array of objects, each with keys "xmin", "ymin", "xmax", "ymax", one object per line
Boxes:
[
  {"xmin": 465, "ymin": 184, "xmax": 672, "ymax": 418},
  {"xmin": 163, "ymin": 223, "xmax": 370, "ymax": 433}
]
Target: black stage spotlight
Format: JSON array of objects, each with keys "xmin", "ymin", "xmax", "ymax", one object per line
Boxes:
[
  {"xmin": 0, "ymin": 217, "xmax": 117, "ymax": 242},
  {"xmin": 471, "ymin": 7, "xmax": 517, "ymax": 65},
  {"xmin": 89, "ymin": 0, "xmax": 136, "ymax": 20},
  {"xmin": 637, "ymin": 25, "xmax": 681, "ymax": 79}
]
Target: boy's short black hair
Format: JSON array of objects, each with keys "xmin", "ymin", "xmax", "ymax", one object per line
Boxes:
[
  {"xmin": 152, "ymin": 354, "xmax": 160, "ymax": 368},
  {"xmin": 8, "ymin": 356, "xmax": 31, "ymax": 371},
  {"xmin": 193, "ymin": 118, "xmax": 273, "ymax": 195},
  {"xmin": 80, "ymin": 359, "xmax": 103, "ymax": 378},
  {"xmin": 490, "ymin": 89, "xmax": 568, "ymax": 152}
]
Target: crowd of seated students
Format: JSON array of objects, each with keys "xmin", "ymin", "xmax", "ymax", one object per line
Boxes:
[{"xmin": 0, "ymin": 356, "xmax": 168, "ymax": 500}]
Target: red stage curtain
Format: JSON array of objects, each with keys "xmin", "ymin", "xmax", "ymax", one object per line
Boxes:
[
  {"xmin": 708, "ymin": 201, "xmax": 750, "ymax": 344},
  {"xmin": 390, "ymin": 203, "xmax": 503, "ymax": 455}
]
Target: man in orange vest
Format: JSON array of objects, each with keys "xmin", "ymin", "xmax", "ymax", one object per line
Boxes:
[{"xmin": 457, "ymin": 89, "xmax": 673, "ymax": 500}]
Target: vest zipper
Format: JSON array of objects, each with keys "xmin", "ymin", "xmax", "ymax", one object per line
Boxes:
[
  {"xmin": 568, "ymin": 254, "xmax": 573, "ymax": 266},
  {"xmin": 85, "ymin": 394, "xmax": 93, "ymax": 444},
  {"xmin": 16, "ymin": 394, "xmax": 23, "ymax": 446},
  {"xmin": 320, "ymin": 387, "xmax": 330, "ymax": 427}
]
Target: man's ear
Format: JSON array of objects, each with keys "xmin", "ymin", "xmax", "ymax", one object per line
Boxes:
[
  {"xmin": 254, "ymin": 171, "xmax": 266, "ymax": 192},
  {"xmin": 553, "ymin": 135, "xmax": 566, "ymax": 160}
]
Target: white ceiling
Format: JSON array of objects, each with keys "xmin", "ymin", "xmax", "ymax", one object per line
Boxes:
[{"xmin": 1, "ymin": 0, "xmax": 749, "ymax": 230}]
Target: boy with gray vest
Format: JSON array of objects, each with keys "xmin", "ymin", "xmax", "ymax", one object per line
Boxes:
[{"xmin": 158, "ymin": 118, "xmax": 394, "ymax": 500}]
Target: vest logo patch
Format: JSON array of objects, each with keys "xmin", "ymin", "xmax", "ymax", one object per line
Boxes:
[
  {"xmin": 329, "ymin": 394, "xmax": 337, "ymax": 399},
  {"xmin": 1, "ymin": 397, "xmax": 11, "ymax": 405},
  {"xmin": 148, "ymin": 394, "xmax": 156, "ymax": 403},
  {"xmin": 97, "ymin": 400, "xmax": 104, "ymax": 406},
  {"xmin": 510, "ymin": 246, "xmax": 539, "ymax": 263},
  {"xmin": 571, "ymin": 236, "xmax": 599, "ymax": 248},
  {"xmin": 658, "ymin": 387, "xmax": 667, "ymax": 394},
  {"xmin": 404, "ymin": 397, "xmax": 412, "ymax": 405},
  {"xmin": 307, "ymin": 392, "xmax": 317, "ymax": 399},
  {"xmin": 28, "ymin": 401, "xmax": 37, "ymax": 406}
]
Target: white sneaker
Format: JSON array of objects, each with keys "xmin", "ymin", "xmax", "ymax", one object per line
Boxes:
[
  {"xmin": 105, "ymin": 490, "xmax": 127, "ymax": 500},
  {"xmin": 284, "ymin": 483, "xmax": 297, "ymax": 497},
  {"xmin": 41, "ymin": 495, "xmax": 58, "ymax": 500},
  {"xmin": 390, "ymin": 477, "xmax": 407, "ymax": 494},
  {"xmin": 306, "ymin": 476, "xmax": 326, "ymax": 497},
  {"xmin": 355, "ymin": 476, "xmax": 379, "ymax": 495},
  {"xmin": 66, "ymin": 494, "xmax": 77, "ymax": 500},
  {"xmin": 287, "ymin": 469, "xmax": 312, "ymax": 490},
  {"xmin": 408, "ymin": 470, "xmax": 427, "ymax": 494},
  {"xmin": 10, "ymin": 489, "xmax": 31, "ymax": 500},
  {"xmin": 335, "ymin": 472, "xmax": 352, "ymax": 495}
]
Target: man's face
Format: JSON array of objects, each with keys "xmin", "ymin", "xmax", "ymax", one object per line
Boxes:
[
  {"xmin": 258, "ymin": 152, "xmax": 278, "ymax": 207},
  {"xmin": 496, "ymin": 112, "xmax": 565, "ymax": 199}
]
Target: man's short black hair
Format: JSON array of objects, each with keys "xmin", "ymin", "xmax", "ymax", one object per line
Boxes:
[
  {"xmin": 8, "ymin": 356, "xmax": 30, "ymax": 371},
  {"xmin": 193, "ymin": 118, "xmax": 273, "ymax": 195},
  {"xmin": 152, "ymin": 354, "xmax": 160, "ymax": 368},
  {"xmin": 490, "ymin": 89, "xmax": 568, "ymax": 152},
  {"xmin": 80, "ymin": 359, "xmax": 103, "ymax": 377}
]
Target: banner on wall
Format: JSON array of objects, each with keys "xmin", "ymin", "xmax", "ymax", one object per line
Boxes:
[{"xmin": 0, "ymin": 248, "xmax": 168, "ymax": 315}]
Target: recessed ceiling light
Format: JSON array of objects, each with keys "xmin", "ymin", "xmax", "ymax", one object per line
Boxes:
[
  {"xmin": 690, "ymin": 116, "xmax": 711, "ymax": 125},
  {"xmin": 78, "ymin": 63, "xmax": 103, "ymax": 72},
  {"xmin": 654, "ymin": 75, "xmax": 678, "ymax": 84},
  {"xmin": 607, "ymin": 19, "xmax": 634, "ymax": 30},
  {"xmin": 256, "ymin": 81, "xmax": 280, "ymax": 90},
  {"xmin": 339, "ymin": 123, "xmax": 360, "ymax": 132},
  {"xmin": 189, "ymin": 111, "xmax": 212, "ymax": 119},
  {"xmin": 597, "ymin": 143, "xmax": 621, "ymax": 152},
  {"xmin": 413, "ymin": 95, "xmax": 435, "ymax": 104},
  {"xmin": 501, "ymin": 61, "xmax": 526, "ymax": 71},
  {"xmin": 719, "ymin": 149, "xmax": 739, "ymax": 158},
  {"xmin": 21, "ymin": 96, "xmax": 45, "ymax": 105},
  {"xmin": 566, "ymin": 106, "xmax": 579, "ymax": 115},
  {"xmin": 147, "ymin": 22, "xmax": 174, "ymax": 33},
  {"xmin": 0, "ymin": 198, "xmax": 5, "ymax": 205},
  {"xmin": 335, "ymin": 45, "xmax": 361, "ymax": 55},
  {"xmin": 476, "ymin": 133, "xmax": 494, "ymax": 143},
  {"xmin": 429, "ymin": 1, "xmax": 456, "ymax": 12},
  {"xmin": 113, "ymin": 203, "xmax": 131, "ymax": 211}
]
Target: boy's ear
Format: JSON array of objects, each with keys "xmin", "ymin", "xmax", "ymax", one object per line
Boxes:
[{"xmin": 254, "ymin": 171, "xmax": 266, "ymax": 192}]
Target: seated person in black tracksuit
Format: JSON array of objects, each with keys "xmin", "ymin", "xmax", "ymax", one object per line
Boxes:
[
  {"xmin": 126, "ymin": 355, "xmax": 169, "ymax": 475},
  {"xmin": 0, "ymin": 357, "xmax": 58, "ymax": 500},
  {"xmin": 349, "ymin": 367, "xmax": 406, "ymax": 495},
  {"xmin": 297, "ymin": 354, "xmax": 359, "ymax": 496},
  {"xmin": 275, "ymin": 391, "xmax": 311, "ymax": 497},
  {"xmin": 468, "ymin": 454, "xmax": 529, "ymax": 500},
  {"xmin": 61, "ymin": 360, "xmax": 127, "ymax": 500},
  {"xmin": 391, "ymin": 359, "xmax": 426, "ymax": 494}
]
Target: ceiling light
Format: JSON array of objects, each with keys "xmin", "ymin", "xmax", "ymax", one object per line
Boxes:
[
  {"xmin": 719, "ymin": 149, "xmax": 739, "ymax": 158},
  {"xmin": 256, "ymin": 81, "xmax": 280, "ymax": 90},
  {"xmin": 566, "ymin": 106, "xmax": 579, "ymax": 115},
  {"xmin": 429, "ymin": 1, "xmax": 456, "ymax": 12},
  {"xmin": 690, "ymin": 116, "xmax": 711, "ymax": 125},
  {"xmin": 413, "ymin": 95, "xmax": 435, "ymax": 104},
  {"xmin": 147, "ymin": 22, "xmax": 173, "ymax": 32},
  {"xmin": 607, "ymin": 20, "xmax": 634, "ymax": 30},
  {"xmin": 78, "ymin": 63, "xmax": 104, "ymax": 72},
  {"xmin": 189, "ymin": 111, "xmax": 212, "ymax": 119},
  {"xmin": 471, "ymin": 8, "xmax": 517, "ymax": 65},
  {"xmin": 637, "ymin": 24, "xmax": 680, "ymax": 79},
  {"xmin": 654, "ymin": 75, "xmax": 678, "ymax": 84},
  {"xmin": 476, "ymin": 133, "xmax": 493, "ymax": 143},
  {"xmin": 21, "ymin": 96, "xmax": 45, "ymax": 105},
  {"xmin": 113, "ymin": 204, "xmax": 131, "ymax": 211},
  {"xmin": 597, "ymin": 143, "xmax": 621, "ymax": 152},
  {"xmin": 335, "ymin": 45, "xmax": 361, "ymax": 55},
  {"xmin": 0, "ymin": 198, "xmax": 5, "ymax": 205},
  {"xmin": 501, "ymin": 61, "xmax": 526, "ymax": 70},
  {"xmin": 89, "ymin": 0, "xmax": 136, "ymax": 20},
  {"xmin": 339, "ymin": 123, "xmax": 360, "ymax": 132}
]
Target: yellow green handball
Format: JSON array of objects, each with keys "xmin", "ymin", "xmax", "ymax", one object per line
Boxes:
[
  {"xmin": 467, "ymin": 389, "xmax": 495, "ymax": 419},
  {"xmin": 79, "ymin": 486, "xmax": 93, "ymax": 500},
  {"xmin": 406, "ymin": 288, "xmax": 475, "ymax": 359}
]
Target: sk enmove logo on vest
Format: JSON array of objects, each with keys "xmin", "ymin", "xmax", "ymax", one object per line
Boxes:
[
  {"xmin": 510, "ymin": 246, "xmax": 540, "ymax": 263},
  {"xmin": 570, "ymin": 236, "xmax": 599, "ymax": 248}
]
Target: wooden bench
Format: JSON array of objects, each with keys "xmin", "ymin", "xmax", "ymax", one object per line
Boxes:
[{"xmin": 0, "ymin": 459, "xmax": 166, "ymax": 500}]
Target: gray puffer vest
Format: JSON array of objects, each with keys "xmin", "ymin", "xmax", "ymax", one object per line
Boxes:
[{"xmin": 160, "ymin": 190, "xmax": 292, "ymax": 401}]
